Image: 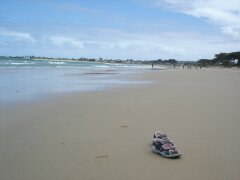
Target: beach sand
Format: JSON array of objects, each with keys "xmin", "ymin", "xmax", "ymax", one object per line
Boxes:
[{"xmin": 0, "ymin": 68, "xmax": 240, "ymax": 180}]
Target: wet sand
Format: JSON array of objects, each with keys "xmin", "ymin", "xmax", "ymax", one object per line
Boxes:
[{"xmin": 0, "ymin": 68, "xmax": 240, "ymax": 180}]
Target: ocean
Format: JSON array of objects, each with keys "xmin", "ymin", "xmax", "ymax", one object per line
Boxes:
[{"xmin": 0, "ymin": 58, "xmax": 155, "ymax": 105}]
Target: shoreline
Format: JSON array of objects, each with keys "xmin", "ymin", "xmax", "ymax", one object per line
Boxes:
[
  {"xmin": 0, "ymin": 68, "xmax": 240, "ymax": 180},
  {"xmin": 0, "ymin": 61, "xmax": 154, "ymax": 105}
]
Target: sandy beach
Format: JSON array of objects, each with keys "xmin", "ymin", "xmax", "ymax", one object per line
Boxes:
[{"xmin": 0, "ymin": 67, "xmax": 240, "ymax": 180}]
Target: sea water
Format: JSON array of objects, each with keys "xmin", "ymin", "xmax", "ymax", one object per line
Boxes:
[{"xmin": 0, "ymin": 58, "xmax": 152, "ymax": 104}]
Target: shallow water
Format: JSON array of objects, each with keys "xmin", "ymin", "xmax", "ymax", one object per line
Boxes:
[{"xmin": 0, "ymin": 58, "xmax": 155, "ymax": 104}]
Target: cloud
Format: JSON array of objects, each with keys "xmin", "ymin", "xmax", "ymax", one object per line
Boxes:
[
  {"xmin": 48, "ymin": 30, "xmax": 180, "ymax": 53},
  {"xmin": 0, "ymin": 29, "xmax": 36, "ymax": 42},
  {"xmin": 42, "ymin": 29, "xmax": 240, "ymax": 60},
  {"xmin": 222, "ymin": 26, "xmax": 240, "ymax": 38},
  {"xmin": 142, "ymin": 0, "xmax": 240, "ymax": 38},
  {"xmin": 1, "ymin": 27, "xmax": 239, "ymax": 60},
  {"xmin": 48, "ymin": 36, "xmax": 84, "ymax": 48}
]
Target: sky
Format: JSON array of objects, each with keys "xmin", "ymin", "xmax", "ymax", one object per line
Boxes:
[{"xmin": 0, "ymin": 0, "xmax": 240, "ymax": 61}]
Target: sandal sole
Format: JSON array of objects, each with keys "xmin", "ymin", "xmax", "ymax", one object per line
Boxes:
[{"xmin": 152, "ymin": 146, "xmax": 182, "ymax": 158}]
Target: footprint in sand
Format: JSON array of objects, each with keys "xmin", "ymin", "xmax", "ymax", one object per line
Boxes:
[{"xmin": 95, "ymin": 155, "xmax": 111, "ymax": 159}]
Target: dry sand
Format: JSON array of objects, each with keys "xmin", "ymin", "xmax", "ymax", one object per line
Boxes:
[{"xmin": 0, "ymin": 68, "xmax": 240, "ymax": 180}]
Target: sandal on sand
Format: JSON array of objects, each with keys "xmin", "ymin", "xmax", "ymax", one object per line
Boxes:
[
  {"xmin": 152, "ymin": 132, "xmax": 182, "ymax": 158},
  {"xmin": 153, "ymin": 131, "xmax": 176, "ymax": 147}
]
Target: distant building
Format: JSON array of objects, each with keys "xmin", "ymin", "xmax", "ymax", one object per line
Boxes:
[{"xmin": 230, "ymin": 59, "xmax": 238, "ymax": 65}]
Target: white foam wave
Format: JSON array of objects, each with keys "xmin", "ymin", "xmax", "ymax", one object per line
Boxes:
[
  {"xmin": 11, "ymin": 62, "xmax": 30, "ymax": 65},
  {"xmin": 48, "ymin": 61, "xmax": 66, "ymax": 65}
]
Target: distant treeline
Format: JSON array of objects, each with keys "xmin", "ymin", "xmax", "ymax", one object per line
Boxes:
[
  {"xmin": 196, "ymin": 51, "xmax": 240, "ymax": 67},
  {"xmin": 148, "ymin": 52, "xmax": 240, "ymax": 67},
  {"xmin": 1, "ymin": 51, "xmax": 239, "ymax": 67},
  {"xmin": 145, "ymin": 59, "xmax": 178, "ymax": 65}
]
